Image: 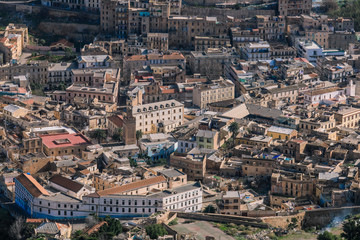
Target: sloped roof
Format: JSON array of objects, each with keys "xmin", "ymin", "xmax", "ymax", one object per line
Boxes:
[
  {"xmin": 16, "ymin": 173, "xmax": 49, "ymax": 197},
  {"xmin": 49, "ymin": 174, "xmax": 84, "ymax": 193}
]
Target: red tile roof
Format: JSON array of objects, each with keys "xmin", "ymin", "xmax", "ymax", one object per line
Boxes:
[
  {"xmin": 86, "ymin": 176, "xmax": 166, "ymax": 197},
  {"xmin": 49, "ymin": 174, "xmax": 84, "ymax": 193},
  {"xmin": 16, "ymin": 173, "xmax": 49, "ymax": 197},
  {"xmin": 107, "ymin": 115, "xmax": 123, "ymax": 128}
]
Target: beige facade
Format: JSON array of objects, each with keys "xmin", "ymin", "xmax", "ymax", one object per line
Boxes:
[
  {"xmin": 147, "ymin": 33, "xmax": 169, "ymax": 52},
  {"xmin": 278, "ymin": 0, "xmax": 311, "ymax": 16},
  {"xmin": 192, "ymin": 79, "xmax": 235, "ymax": 109},
  {"xmin": 271, "ymin": 172, "xmax": 314, "ymax": 198},
  {"xmin": 132, "ymin": 99, "xmax": 184, "ymax": 134},
  {"xmin": 334, "ymin": 107, "xmax": 360, "ymax": 128},
  {"xmin": 170, "ymin": 152, "xmax": 206, "ymax": 181}
]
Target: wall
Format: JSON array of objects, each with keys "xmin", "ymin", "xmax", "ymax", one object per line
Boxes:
[
  {"xmin": 38, "ymin": 22, "xmax": 99, "ymax": 42},
  {"xmin": 262, "ymin": 212, "xmax": 305, "ymax": 229},
  {"xmin": 303, "ymin": 206, "xmax": 360, "ymax": 228},
  {"xmin": 175, "ymin": 212, "xmax": 269, "ymax": 228},
  {"xmin": 182, "ymin": 6, "xmax": 275, "ymax": 21}
]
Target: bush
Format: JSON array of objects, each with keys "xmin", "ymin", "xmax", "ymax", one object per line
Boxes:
[
  {"xmin": 168, "ymin": 218, "xmax": 178, "ymax": 226},
  {"xmin": 145, "ymin": 224, "xmax": 168, "ymax": 239}
]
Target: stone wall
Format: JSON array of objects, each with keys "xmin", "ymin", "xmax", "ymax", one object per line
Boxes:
[
  {"xmin": 262, "ymin": 212, "xmax": 305, "ymax": 229},
  {"xmin": 182, "ymin": 5, "xmax": 275, "ymax": 21},
  {"xmin": 175, "ymin": 212, "xmax": 269, "ymax": 228},
  {"xmin": 38, "ymin": 22, "xmax": 99, "ymax": 42},
  {"xmin": 303, "ymin": 206, "xmax": 360, "ymax": 228}
]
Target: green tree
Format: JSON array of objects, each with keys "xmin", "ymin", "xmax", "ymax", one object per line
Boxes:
[
  {"xmin": 228, "ymin": 121, "xmax": 239, "ymax": 146},
  {"xmin": 318, "ymin": 231, "xmax": 340, "ymax": 240},
  {"xmin": 91, "ymin": 129, "xmax": 107, "ymax": 144},
  {"xmin": 112, "ymin": 128, "xmax": 123, "ymax": 142},
  {"xmin": 287, "ymin": 217, "xmax": 298, "ymax": 230},
  {"xmin": 342, "ymin": 218, "xmax": 360, "ymax": 240},
  {"xmin": 136, "ymin": 130, "xmax": 143, "ymax": 146},
  {"xmin": 203, "ymin": 204, "xmax": 216, "ymax": 213},
  {"xmin": 145, "ymin": 224, "xmax": 168, "ymax": 239}
]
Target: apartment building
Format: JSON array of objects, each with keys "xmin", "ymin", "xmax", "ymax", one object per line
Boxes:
[
  {"xmin": 243, "ymin": 41, "xmax": 271, "ymax": 61},
  {"xmin": 296, "ymin": 40, "xmax": 323, "ymax": 66},
  {"xmin": 15, "ymin": 173, "xmax": 202, "ymax": 219},
  {"xmin": 241, "ymin": 157, "xmax": 280, "ymax": 177},
  {"xmin": 47, "ymin": 63, "xmax": 75, "ymax": 90},
  {"xmin": 256, "ymin": 15, "xmax": 285, "ymax": 41},
  {"xmin": 123, "ymin": 52, "xmax": 185, "ymax": 82},
  {"xmin": 322, "ymin": 63, "xmax": 353, "ymax": 83},
  {"xmin": 170, "ymin": 150, "xmax": 208, "ymax": 181},
  {"xmin": 278, "ymin": 0, "xmax": 312, "ymax": 16},
  {"xmin": 66, "ymin": 68, "xmax": 120, "ymax": 104},
  {"xmin": 0, "ymin": 61, "xmax": 48, "ymax": 84},
  {"xmin": 132, "ymin": 99, "xmax": 184, "ymax": 134},
  {"xmin": 195, "ymin": 130, "xmax": 220, "ymax": 150},
  {"xmin": 167, "ymin": 16, "xmax": 228, "ymax": 49},
  {"xmin": 334, "ymin": 107, "xmax": 360, "ymax": 128},
  {"xmin": 194, "ymin": 36, "xmax": 231, "ymax": 51},
  {"xmin": 271, "ymin": 172, "xmax": 314, "ymax": 198},
  {"xmin": 192, "ymin": 79, "xmax": 235, "ymax": 109},
  {"xmin": 230, "ymin": 28, "xmax": 260, "ymax": 49},
  {"xmin": 266, "ymin": 126, "xmax": 297, "ymax": 141},
  {"xmin": 147, "ymin": 33, "xmax": 169, "ymax": 52},
  {"xmin": 188, "ymin": 49, "xmax": 238, "ymax": 79}
]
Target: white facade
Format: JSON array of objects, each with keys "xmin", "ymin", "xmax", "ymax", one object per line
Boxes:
[
  {"xmin": 132, "ymin": 100, "xmax": 184, "ymax": 134},
  {"xmin": 15, "ymin": 175, "xmax": 202, "ymax": 220},
  {"xmin": 243, "ymin": 41, "xmax": 271, "ymax": 61},
  {"xmin": 296, "ymin": 40, "xmax": 323, "ymax": 66}
]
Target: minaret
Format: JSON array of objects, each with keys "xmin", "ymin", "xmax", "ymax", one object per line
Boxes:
[{"xmin": 123, "ymin": 105, "xmax": 136, "ymax": 145}]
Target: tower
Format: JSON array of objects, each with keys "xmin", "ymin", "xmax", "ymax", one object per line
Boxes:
[{"xmin": 123, "ymin": 106, "xmax": 137, "ymax": 145}]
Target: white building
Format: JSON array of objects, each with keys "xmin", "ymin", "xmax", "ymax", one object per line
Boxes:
[
  {"xmin": 296, "ymin": 40, "xmax": 323, "ymax": 66},
  {"xmin": 47, "ymin": 62, "xmax": 75, "ymax": 89},
  {"xmin": 243, "ymin": 41, "xmax": 271, "ymax": 61},
  {"xmin": 15, "ymin": 173, "xmax": 202, "ymax": 220},
  {"xmin": 48, "ymin": 174, "xmax": 95, "ymax": 200},
  {"xmin": 132, "ymin": 100, "xmax": 184, "ymax": 134}
]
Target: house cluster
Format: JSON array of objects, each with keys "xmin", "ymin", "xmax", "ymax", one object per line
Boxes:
[{"xmin": 1, "ymin": 0, "xmax": 360, "ymax": 228}]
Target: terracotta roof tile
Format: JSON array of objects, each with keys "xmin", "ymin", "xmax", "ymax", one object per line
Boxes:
[
  {"xmin": 16, "ymin": 173, "xmax": 49, "ymax": 197},
  {"xmin": 87, "ymin": 176, "xmax": 166, "ymax": 197},
  {"xmin": 49, "ymin": 174, "xmax": 84, "ymax": 193}
]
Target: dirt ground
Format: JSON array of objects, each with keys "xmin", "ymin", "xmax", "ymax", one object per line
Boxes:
[{"xmin": 170, "ymin": 220, "xmax": 235, "ymax": 240}]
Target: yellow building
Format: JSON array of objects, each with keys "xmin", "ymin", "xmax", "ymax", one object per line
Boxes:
[{"xmin": 266, "ymin": 126, "xmax": 297, "ymax": 141}]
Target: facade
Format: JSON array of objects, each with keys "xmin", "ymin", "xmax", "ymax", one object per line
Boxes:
[
  {"xmin": 296, "ymin": 40, "xmax": 323, "ymax": 65},
  {"xmin": 132, "ymin": 100, "xmax": 184, "ymax": 134},
  {"xmin": 243, "ymin": 41, "xmax": 271, "ymax": 61},
  {"xmin": 188, "ymin": 49, "xmax": 237, "ymax": 79},
  {"xmin": 41, "ymin": 133, "xmax": 92, "ymax": 157},
  {"xmin": 334, "ymin": 107, "xmax": 360, "ymax": 129},
  {"xmin": 195, "ymin": 130, "xmax": 220, "ymax": 150},
  {"xmin": 278, "ymin": 0, "xmax": 312, "ymax": 16},
  {"xmin": 271, "ymin": 172, "xmax": 314, "ymax": 198},
  {"xmin": 192, "ymin": 79, "xmax": 235, "ymax": 109},
  {"xmin": 15, "ymin": 173, "xmax": 202, "ymax": 219},
  {"xmin": 266, "ymin": 126, "xmax": 297, "ymax": 140}
]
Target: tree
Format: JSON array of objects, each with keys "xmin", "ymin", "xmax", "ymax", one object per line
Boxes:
[
  {"xmin": 9, "ymin": 217, "xmax": 25, "ymax": 240},
  {"xmin": 203, "ymin": 204, "xmax": 216, "ymax": 213},
  {"xmin": 287, "ymin": 217, "xmax": 298, "ymax": 230},
  {"xmin": 145, "ymin": 224, "xmax": 168, "ymax": 239},
  {"xmin": 136, "ymin": 130, "xmax": 143, "ymax": 146},
  {"xmin": 320, "ymin": 0, "xmax": 338, "ymax": 13},
  {"xmin": 228, "ymin": 121, "xmax": 239, "ymax": 146},
  {"xmin": 112, "ymin": 128, "xmax": 123, "ymax": 142},
  {"xmin": 91, "ymin": 129, "xmax": 107, "ymax": 144},
  {"xmin": 318, "ymin": 231, "xmax": 340, "ymax": 240},
  {"xmin": 342, "ymin": 218, "xmax": 360, "ymax": 240}
]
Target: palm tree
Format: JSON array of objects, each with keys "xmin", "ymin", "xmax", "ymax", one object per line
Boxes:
[
  {"xmin": 91, "ymin": 129, "xmax": 106, "ymax": 144},
  {"xmin": 228, "ymin": 121, "xmax": 239, "ymax": 146}
]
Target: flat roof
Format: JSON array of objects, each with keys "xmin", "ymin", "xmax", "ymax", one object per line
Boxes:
[{"xmin": 41, "ymin": 133, "xmax": 91, "ymax": 149}]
